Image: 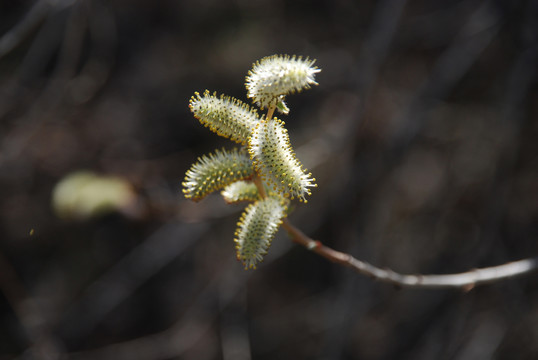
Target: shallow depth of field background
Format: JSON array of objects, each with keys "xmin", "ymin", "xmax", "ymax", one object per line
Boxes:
[{"xmin": 1, "ymin": 1, "xmax": 537, "ymax": 359}]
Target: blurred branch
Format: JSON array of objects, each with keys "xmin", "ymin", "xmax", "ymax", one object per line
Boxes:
[
  {"xmin": 0, "ymin": 251, "xmax": 63, "ymax": 360},
  {"xmin": 57, "ymin": 222, "xmax": 208, "ymax": 340},
  {"xmin": 0, "ymin": 0, "xmax": 52, "ymax": 59},
  {"xmin": 0, "ymin": 251, "xmax": 30, "ymax": 337},
  {"xmin": 68, "ymin": 255, "xmax": 247, "ymax": 360},
  {"xmin": 68, "ymin": 309, "xmax": 213, "ymax": 360},
  {"xmin": 282, "ymin": 219, "xmax": 538, "ymax": 289},
  {"xmin": 391, "ymin": 0, "xmax": 500, "ymax": 152}
]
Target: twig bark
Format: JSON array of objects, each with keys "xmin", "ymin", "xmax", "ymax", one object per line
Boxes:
[{"xmin": 281, "ymin": 219, "xmax": 538, "ymax": 290}]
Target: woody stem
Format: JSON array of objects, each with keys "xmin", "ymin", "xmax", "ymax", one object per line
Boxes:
[{"xmin": 280, "ymin": 219, "xmax": 538, "ymax": 289}]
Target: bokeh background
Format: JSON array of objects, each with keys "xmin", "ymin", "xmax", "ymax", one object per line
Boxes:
[{"xmin": 1, "ymin": 0, "xmax": 538, "ymax": 359}]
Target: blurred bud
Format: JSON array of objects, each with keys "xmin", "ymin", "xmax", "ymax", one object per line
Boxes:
[{"xmin": 52, "ymin": 171, "xmax": 136, "ymax": 220}]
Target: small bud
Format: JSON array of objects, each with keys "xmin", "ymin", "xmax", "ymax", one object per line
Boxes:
[
  {"xmin": 276, "ymin": 97, "xmax": 290, "ymax": 115},
  {"xmin": 221, "ymin": 181, "xmax": 260, "ymax": 204}
]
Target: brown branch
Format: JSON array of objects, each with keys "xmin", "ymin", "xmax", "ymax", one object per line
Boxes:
[{"xmin": 281, "ymin": 219, "xmax": 538, "ymax": 290}]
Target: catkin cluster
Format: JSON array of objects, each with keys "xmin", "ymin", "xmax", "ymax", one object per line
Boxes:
[{"xmin": 183, "ymin": 54, "xmax": 320, "ymax": 269}]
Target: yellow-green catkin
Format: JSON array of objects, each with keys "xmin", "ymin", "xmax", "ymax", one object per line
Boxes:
[
  {"xmin": 234, "ymin": 197, "xmax": 287, "ymax": 269},
  {"xmin": 189, "ymin": 90, "xmax": 261, "ymax": 145},
  {"xmin": 248, "ymin": 118, "xmax": 316, "ymax": 202},
  {"xmin": 182, "ymin": 148, "xmax": 255, "ymax": 201},
  {"xmin": 245, "ymin": 55, "xmax": 320, "ymax": 111},
  {"xmin": 183, "ymin": 54, "xmax": 322, "ymax": 271}
]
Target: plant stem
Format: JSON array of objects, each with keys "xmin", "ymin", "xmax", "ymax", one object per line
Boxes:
[
  {"xmin": 259, "ymin": 102, "xmax": 536, "ymax": 289},
  {"xmin": 281, "ymin": 219, "xmax": 538, "ymax": 290},
  {"xmin": 265, "ymin": 104, "xmax": 276, "ymax": 121},
  {"xmin": 253, "ymin": 175, "xmax": 267, "ymax": 199}
]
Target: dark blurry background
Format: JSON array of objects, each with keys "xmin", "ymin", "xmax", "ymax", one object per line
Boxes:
[{"xmin": 1, "ymin": 0, "xmax": 538, "ymax": 359}]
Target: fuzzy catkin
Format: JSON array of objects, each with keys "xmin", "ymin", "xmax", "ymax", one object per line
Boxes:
[
  {"xmin": 246, "ymin": 55, "xmax": 320, "ymax": 111},
  {"xmin": 183, "ymin": 53, "xmax": 322, "ymax": 270},
  {"xmin": 189, "ymin": 90, "xmax": 261, "ymax": 145},
  {"xmin": 182, "ymin": 148, "xmax": 255, "ymax": 201},
  {"xmin": 248, "ymin": 118, "xmax": 316, "ymax": 202},
  {"xmin": 234, "ymin": 197, "xmax": 287, "ymax": 269}
]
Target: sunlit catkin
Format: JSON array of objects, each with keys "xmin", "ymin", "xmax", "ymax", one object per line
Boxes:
[
  {"xmin": 246, "ymin": 55, "xmax": 320, "ymax": 112},
  {"xmin": 183, "ymin": 54, "xmax": 320, "ymax": 269},
  {"xmin": 189, "ymin": 90, "xmax": 261, "ymax": 145},
  {"xmin": 234, "ymin": 197, "xmax": 287, "ymax": 269},
  {"xmin": 182, "ymin": 148, "xmax": 255, "ymax": 201},
  {"xmin": 248, "ymin": 118, "xmax": 316, "ymax": 202}
]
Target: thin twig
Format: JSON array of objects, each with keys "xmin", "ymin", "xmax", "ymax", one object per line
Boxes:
[{"xmin": 281, "ymin": 219, "xmax": 538, "ymax": 290}]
